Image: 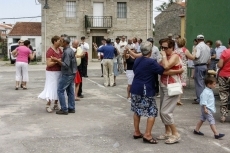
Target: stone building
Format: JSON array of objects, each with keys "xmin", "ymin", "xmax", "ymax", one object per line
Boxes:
[
  {"xmin": 154, "ymin": 2, "xmax": 185, "ymax": 45},
  {"xmin": 39, "ymin": 0, "xmax": 153, "ymax": 61}
]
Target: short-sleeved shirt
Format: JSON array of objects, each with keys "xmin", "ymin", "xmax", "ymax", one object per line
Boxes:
[
  {"xmin": 130, "ymin": 57, "xmax": 164, "ymax": 97},
  {"xmin": 97, "ymin": 44, "xmax": 117, "ymax": 59},
  {"xmin": 46, "ymin": 47, "xmax": 63, "ymax": 71},
  {"xmin": 215, "ymin": 46, "xmax": 227, "ymax": 60},
  {"xmin": 200, "ymin": 87, "xmax": 216, "ymax": 113},
  {"xmin": 16, "ymin": 46, "xmax": 32, "ymax": 63},
  {"xmin": 194, "ymin": 42, "xmax": 210, "ymax": 65},
  {"xmin": 219, "ymin": 49, "xmax": 230, "ymax": 77}
]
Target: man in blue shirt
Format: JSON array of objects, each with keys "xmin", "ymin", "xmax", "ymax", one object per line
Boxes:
[{"xmin": 95, "ymin": 38, "xmax": 118, "ymax": 87}]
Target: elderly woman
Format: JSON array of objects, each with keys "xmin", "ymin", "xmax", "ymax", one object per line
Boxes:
[
  {"xmin": 157, "ymin": 38, "xmax": 183, "ymax": 144},
  {"xmin": 12, "ymin": 40, "xmax": 36, "ymax": 90},
  {"xmin": 130, "ymin": 41, "xmax": 165, "ymax": 144},
  {"xmin": 175, "ymin": 38, "xmax": 196, "ymax": 105},
  {"xmin": 38, "ymin": 36, "xmax": 62, "ymax": 113},
  {"xmin": 217, "ymin": 41, "xmax": 230, "ymax": 122}
]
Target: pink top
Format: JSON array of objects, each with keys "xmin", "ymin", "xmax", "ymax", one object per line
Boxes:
[{"xmin": 16, "ymin": 46, "xmax": 32, "ymax": 63}]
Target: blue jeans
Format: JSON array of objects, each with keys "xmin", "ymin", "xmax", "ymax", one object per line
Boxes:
[
  {"xmin": 194, "ymin": 65, "xmax": 207, "ymax": 102},
  {"xmin": 57, "ymin": 74, "xmax": 75, "ymax": 112}
]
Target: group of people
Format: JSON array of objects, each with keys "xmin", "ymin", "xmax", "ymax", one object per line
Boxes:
[
  {"xmin": 12, "ymin": 33, "xmax": 230, "ymax": 144},
  {"xmin": 124, "ymin": 34, "xmax": 229, "ymax": 145}
]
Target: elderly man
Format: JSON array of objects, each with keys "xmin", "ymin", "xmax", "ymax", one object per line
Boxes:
[
  {"xmin": 147, "ymin": 38, "xmax": 161, "ymax": 97},
  {"xmin": 193, "ymin": 35, "xmax": 211, "ymax": 104},
  {"xmin": 95, "ymin": 38, "xmax": 118, "ymax": 87},
  {"xmin": 51, "ymin": 36, "xmax": 77, "ymax": 115},
  {"xmin": 215, "ymin": 40, "xmax": 227, "ymax": 63}
]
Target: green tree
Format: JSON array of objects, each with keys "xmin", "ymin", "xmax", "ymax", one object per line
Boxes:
[{"xmin": 155, "ymin": 0, "xmax": 175, "ymax": 12}]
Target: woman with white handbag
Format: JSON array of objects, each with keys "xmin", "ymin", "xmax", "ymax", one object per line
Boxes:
[{"xmin": 157, "ymin": 38, "xmax": 184, "ymax": 144}]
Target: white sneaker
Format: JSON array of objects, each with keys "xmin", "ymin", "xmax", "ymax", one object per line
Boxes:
[
  {"xmin": 156, "ymin": 95, "xmax": 160, "ymax": 98},
  {"xmin": 127, "ymin": 98, "xmax": 131, "ymax": 103}
]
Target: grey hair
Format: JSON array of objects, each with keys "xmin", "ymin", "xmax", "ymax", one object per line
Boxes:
[
  {"xmin": 216, "ymin": 40, "xmax": 222, "ymax": 45},
  {"xmin": 140, "ymin": 41, "xmax": 152, "ymax": 56},
  {"xmin": 63, "ymin": 36, "xmax": 71, "ymax": 44}
]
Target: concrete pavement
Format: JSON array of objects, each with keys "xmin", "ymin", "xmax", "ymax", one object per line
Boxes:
[{"xmin": 0, "ymin": 60, "xmax": 230, "ymax": 153}]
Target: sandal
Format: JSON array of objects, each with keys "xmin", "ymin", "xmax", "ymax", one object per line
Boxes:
[
  {"xmin": 22, "ymin": 86, "xmax": 27, "ymax": 90},
  {"xmin": 165, "ymin": 135, "xmax": 180, "ymax": 144},
  {"xmin": 143, "ymin": 137, "xmax": 158, "ymax": 144},
  {"xmin": 53, "ymin": 104, "xmax": 60, "ymax": 110},
  {"xmin": 46, "ymin": 105, "xmax": 53, "ymax": 113},
  {"xmin": 133, "ymin": 134, "xmax": 143, "ymax": 139},
  {"xmin": 177, "ymin": 101, "xmax": 183, "ymax": 105},
  {"xmin": 156, "ymin": 133, "xmax": 172, "ymax": 140},
  {"xmin": 75, "ymin": 97, "xmax": 80, "ymax": 101}
]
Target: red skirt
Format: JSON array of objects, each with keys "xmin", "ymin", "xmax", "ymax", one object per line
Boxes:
[{"xmin": 74, "ymin": 71, "xmax": 82, "ymax": 83}]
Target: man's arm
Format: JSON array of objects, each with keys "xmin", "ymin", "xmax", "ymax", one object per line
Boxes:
[{"xmin": 195, "ymin": 46, "xmax": 200, "ymax": 58}]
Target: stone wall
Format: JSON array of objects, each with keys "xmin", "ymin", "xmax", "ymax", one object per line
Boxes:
[
  {"xmin": 154, "ymin": 3, "xmax": 184, "ymax": 46},
  {"xmin": 41, "ymin": 0, "xmax": 153, "ymax": 61}
]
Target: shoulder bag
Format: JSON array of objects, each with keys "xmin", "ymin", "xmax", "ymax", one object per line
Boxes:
[{"xmin": 167, "ymin": 74, "xmax": 183, "ymax": 96}]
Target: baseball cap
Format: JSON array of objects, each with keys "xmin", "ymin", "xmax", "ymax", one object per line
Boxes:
[
  {"xmin": 147, "ymin": 38, "xmax": 154, "ymax": 43},
  {"xmin": 168, "ymin": 33, "xmax": 173, "ymax": 37},
  {"xmin": 197, "ymin": 34, "xmax": 204, "ymax": 39}
]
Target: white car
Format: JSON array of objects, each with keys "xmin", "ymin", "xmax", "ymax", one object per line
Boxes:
[{"xmin": 9, "ymin": 43, "xmax": 19, "ymax": 64}]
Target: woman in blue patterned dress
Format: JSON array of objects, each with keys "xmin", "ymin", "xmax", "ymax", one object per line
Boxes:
[{"xmin": 130, "ymin": 41, "xmax": 164, "ymax": 144}]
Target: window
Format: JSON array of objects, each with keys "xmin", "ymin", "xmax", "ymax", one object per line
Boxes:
[
  {"xmin": 28, "ymin": 38, "xmax": 35, "ymax": 47},
  {"xmin": 66, "ymin": 1, "xmax": 76, "ymax": 17},
  {"xmin": 117, "ymin": 2, "xmax": 127, "ymax": 18}
]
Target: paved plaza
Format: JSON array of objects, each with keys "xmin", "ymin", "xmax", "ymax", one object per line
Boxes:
[{"xmin": 0, "ymin": 61, "xmax": 229, "ymax": 153}]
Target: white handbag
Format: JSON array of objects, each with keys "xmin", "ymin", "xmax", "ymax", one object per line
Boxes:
[{"xmin": 167, "ymin": 75, "xmax": 183, "ymax": 96}]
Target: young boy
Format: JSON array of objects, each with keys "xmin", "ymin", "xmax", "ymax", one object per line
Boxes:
[{"xmin": 194, "ymin": 77, "xmax": 225, "ymax": 139}]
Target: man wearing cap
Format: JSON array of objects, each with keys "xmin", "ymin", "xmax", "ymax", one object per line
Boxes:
[{"xmin": 193, "ymin": 35, "xmax": 210, "ymax": 104}]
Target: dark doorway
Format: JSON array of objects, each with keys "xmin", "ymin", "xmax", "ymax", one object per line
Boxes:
[{"xmin": 92, "ymin": 36, "xmax": 104, "ymax": 59}]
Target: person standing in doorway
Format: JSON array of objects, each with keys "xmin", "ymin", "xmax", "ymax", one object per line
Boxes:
[
  {"xmin": 80, "ymin": 36, "xmax": 89, "ymax": 78},
  {"xmin": 193, "ymin": 35, "xmax": 210, "ymax": 104}
]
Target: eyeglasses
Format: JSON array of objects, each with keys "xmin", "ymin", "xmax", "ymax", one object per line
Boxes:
[{"xmin": 161, "ymin": 46, "xmax": 169, "ymax": 50}]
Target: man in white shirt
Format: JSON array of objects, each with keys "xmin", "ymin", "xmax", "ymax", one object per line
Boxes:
[
  {"xmin": 80, "ymin": 36, "xmax": 89, "ymax": 77},
  {"xmin": 133, "ymin": 37, "xmax": 140, "ymax": 53},
  {"xmin": 193, "ymin": 35, "xmax": 211, "ymax": 104},
  {"xmin": 215, "ymin": 40, "xmax": 226, "ymax": 61},
  {"xmin": 119, "ymin": 36, "xmax": 127, "ymax": 72},
  {"xmin": 147, "ymin": 38, "xmax": 161, "ymax": 97}
]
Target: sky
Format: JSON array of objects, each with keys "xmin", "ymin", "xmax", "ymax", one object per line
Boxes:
[{"xmin": 0, "ymin": 0, "xmax": 183, "ymax": 24}]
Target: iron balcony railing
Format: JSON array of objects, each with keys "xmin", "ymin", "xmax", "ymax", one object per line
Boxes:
[{"xmin": 85, "ymin": 15, "xmax": 112, "ymax": 28}]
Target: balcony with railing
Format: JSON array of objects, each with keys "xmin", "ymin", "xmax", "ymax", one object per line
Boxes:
[{"xmin": 85, "ymin": 15, "xmax": 112, "ymax": 29}]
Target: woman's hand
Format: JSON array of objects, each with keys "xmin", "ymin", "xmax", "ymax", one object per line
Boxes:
[
  {"xmin": 160, "ymin": 51, "xmax": 166, "ymax": 56},
  {"xmin": 178, "ymin": 68, "xmax": 184, "ymax": 74}
]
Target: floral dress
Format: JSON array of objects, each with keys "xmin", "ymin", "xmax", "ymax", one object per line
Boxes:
[{"xmin": 174, "ymin": 47, "xmax": 187, "ymax": 86}]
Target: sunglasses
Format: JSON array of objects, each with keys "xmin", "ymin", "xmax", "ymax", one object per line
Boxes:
[{"xmin": 161, "ymin": 46, "xmax": 169, "ymax": 50}]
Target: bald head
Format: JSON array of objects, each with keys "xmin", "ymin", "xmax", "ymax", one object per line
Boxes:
[{"xmin": 72, "ymin": 39, "xmax": 79, "ymax": 49}]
